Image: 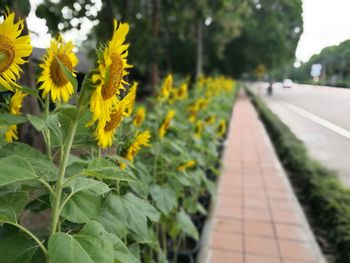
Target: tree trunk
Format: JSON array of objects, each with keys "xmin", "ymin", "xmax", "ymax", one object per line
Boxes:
[
  {"xmin": 13, "ymin": 8, "xmax": 44, "ymax": 150},
  {"xmin": 151, "ymin": 0, "xmax": 160, "ymax": 95},
  {"xmin": 196, "ymin": 20, "xmax": 203, "ymax": 79}
]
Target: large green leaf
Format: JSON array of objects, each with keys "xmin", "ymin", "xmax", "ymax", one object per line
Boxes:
[
  {"xmin": 48, "ymin": 233, "xmax": 93, "ymax": 263},
  {"xmin": 0, "ymin": 233, "xmax": 40, "ymax": 263},
  {"xmin": 0, "ymin": 191, "xmax": 28, "ymax": 223},
  {"xmin": 150, "ymin": 184, "xmax": 177, "ymax": 216},
  {"xmin": 61, "ymin": 192, "xmax": 101, "ymax": 223},
  {"xmin": 177, "ymin": 210, "xmax": 198, "ymax": 241},
  {"xmin": 0, "ymin": 156, "xmax": 37, "ymax": 187},
  {"xmin": 64, "ymin": 178, "xmax": 110, "ymax": 196},
  {"xmin": 26, "ymin": 115, "xmax": 46, "ymax": 132},
  {"xmin": 0, "ymin": 143, "xmax": 58, "ymax": 181},
  {"xmin": 99, "ymin": 193, "xmax": 160, "ymax": 240},
  {"xmin": 74, "ymin": 221, "xmax": 114, "ymax": 263},
  {"xmin": 0, "ymin": 114, "xmax": 27, "ymax": 126},
  {"xmin": 110, "ymin": 234, "xmax": 139, "ymax": 263},
  {"xmin": 81, "ymin": 159, "xmax": 137, "ymax": 182},
  {"xmin": 48, "ymin": 222, "xmax": 114, "ymax": 263}
]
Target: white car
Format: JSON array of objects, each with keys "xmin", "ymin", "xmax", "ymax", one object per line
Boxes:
[{"xmin": 283, "ymin": 79, "xmax": 293, "ymax": 88}]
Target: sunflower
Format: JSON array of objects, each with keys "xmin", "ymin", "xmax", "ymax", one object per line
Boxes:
[
  {"xmin": 0, "ymin": 11, "xmax": 32, "ymax": 91},
  {"xmin": 38, "ymin": 36, "xmax": 78, "ymax": 103},
  {"xmin": 120, "ymin": 130, "xmax": 151, "ymax": 169},
  {"xmin": 90, "ymin": 20, "xmax": 132, "ymax": 124},
  {"xmin": 194, "ymin": 120, "xmax": 203, "ymax": 139},
  {"xmin": 159, "ymin": 110, "xmax": 175, "ymax": 139},
  {"xmin": 133, "ymin": 106, "xmax": 146, "ymax": 127},
  {"xmin": 188, "ymin": 103, "xmax": 199, "ymax": 123},
  {"xmin": 121, "ymin": 82, "xmax": 137, "ymax": 117},
  {"xmin": 204, "ymin": 115, "xmax": 216, "ymax": 125},
  {"xmin": 158, "ymin": 74, "xmax": 173, "ymax": 101},
  {"xmin": 176, "ymin": 83, "xmax": 188, "ymax": 100},
  {"xmin": 217, "ymin": 119, "xmax": 226, "ymax": 137},
  {"xmin": 177, "ymin": 160, "xmax": 196, "ymax": 172},
  {"xmin": 94, "ymin": 103, "xmax": 124, "ymax": 148},
  {"xmin": 4, "ymin": 90, "xmax": 27, "ymax": 142}
]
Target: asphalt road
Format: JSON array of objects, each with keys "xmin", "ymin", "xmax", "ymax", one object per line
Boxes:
[{"xmin": 249, "ymin": 82, "xmax": 350, "ymax": 187}]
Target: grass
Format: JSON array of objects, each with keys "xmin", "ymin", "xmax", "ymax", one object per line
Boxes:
[{"xmin": 246, "ymin": 87, "xmax": 350, "ymax": 262}]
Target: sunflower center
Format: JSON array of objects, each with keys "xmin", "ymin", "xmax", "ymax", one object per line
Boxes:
[
  {"xmin": 104, "ymin": 109, "xmax": 123, "ymax": 132},
  {"xmin": 102, "ymin": 52, "xmax": 124, "ymax": 100},
  {"xmin": 0, "ymin": 35, "xmax": 16, "ymax": 73},
  {"xmin": 50, "ymin": 54, "xmax": 73, "ymax": 87}
]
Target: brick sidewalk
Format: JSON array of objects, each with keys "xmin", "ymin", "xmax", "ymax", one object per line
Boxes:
[{"xmin": 198, "ymin": 92, "xmax": 325, "ymax": 263}]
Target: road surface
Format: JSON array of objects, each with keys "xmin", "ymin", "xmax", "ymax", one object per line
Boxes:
[{"xmin": 249, "ymin": 82, "xmax": 350, "ymax": 187}]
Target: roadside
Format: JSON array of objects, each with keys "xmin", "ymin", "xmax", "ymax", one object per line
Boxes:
[
  {"xmin": 198, "ymin": 91, "xmax": 325, "ymax": 263},
  {"xmin": 248, "ymin": 82, "xmax": 350, "ymax": 187}
]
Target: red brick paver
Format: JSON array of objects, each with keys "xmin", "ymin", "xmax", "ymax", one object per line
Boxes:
[{"xmin": 199, "ymin": 92, "xmax": 325, "ymax": 263}]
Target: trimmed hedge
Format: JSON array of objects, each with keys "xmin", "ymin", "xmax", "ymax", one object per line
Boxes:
[{"xmin": 246, "ymin": 87, "xmax": 350, "ymax": 262}]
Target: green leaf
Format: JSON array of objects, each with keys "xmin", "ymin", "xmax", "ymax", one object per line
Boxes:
[
  {"xmin": 58, "ymin": 104, "xmax": 78, "ymax": 121},
  {"xmin": 0, "ymin": 233, "xmax": 40, "ymax": 263},
  {"xmin": 65, "ymin": 178, "xmax": 110, "ymax": 195},
  {"xmin": 27, "ymin": 115, "xmax": 46, "ymax": 132},
  {"xmin": 74, "ymin": 221, "xmax": 114, "ymax": 263},
  {"xmin": 49, "ymin": 222, "xmax": 114, "ymax": 263},
  {"xmin": 99, "ymin": 193, "xmax": 160, "ymax": 240},
  {"xmin": 0, "ymin": 205, "xmax": 17, "ymax": 223},
  {"xmin": 61, "ymin": 192, "xmax": 101, "ymax": 223},
  {"xmin": 56, "ymin": 56, "xmax": 78, "ymax": 92},
  {"xmin": 177, "ymin": 210, "xmax": 198, "ymax": 240},
  {"xmin": 150, "ymin": 184, "xmax": 177, "ymax": 216},
  {"xmin": 0, "ymin": 143, "xmax": 58, "ymax": 181},
  {"xmin": 48, "ymin": 233, "xmax": 94, "ymax": 263},
  {"xmin": 110, "ymin": 234, "xmax": 139, "ymax": 263},
  {"xmin": 0, "ymin": 114, "xmax": 27, "ymax": 126},
  {"xmin": 21, "ymin": 86, "xmax": 39, "ymax": 96},
  {"xmin": 81, "ymin": 166, "xmax": 136, "ymax": 183},
  {"xmin": 0, "ymin": 191, "xmax": 28, "ymax": 214},
  {"xmin": 0, "ymin": 156, "xmax": 37, "ymax": 187}
]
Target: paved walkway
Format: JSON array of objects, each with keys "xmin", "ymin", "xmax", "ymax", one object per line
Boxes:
[{"xmin": 198, "ymin": 92, "xmax": 325, "ymax": 263}]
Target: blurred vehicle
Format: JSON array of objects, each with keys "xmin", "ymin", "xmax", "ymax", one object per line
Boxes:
[{"xmin": 283, "ymin": 79, "xmax": 294, "ymax": 88}]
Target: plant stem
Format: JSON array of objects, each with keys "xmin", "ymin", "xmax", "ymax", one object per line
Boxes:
[
  {"xmin": 39, "ymin": 179, "xmax": 56, "ymax": 197},
  {"xmin": 50, "ymin": 119, "xmax": 78, "ymax": 236},
  {"xmin": 10, "ymin": 223, "xmax": 48, "ymax": 256}
]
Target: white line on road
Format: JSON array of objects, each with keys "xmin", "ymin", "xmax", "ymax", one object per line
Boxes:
[{"xmin": 280, "ymin": 100, "xmax": 350, "ymax": 140}]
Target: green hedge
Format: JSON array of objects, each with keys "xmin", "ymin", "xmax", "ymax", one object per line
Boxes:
[{"xmin": 246, "ymin": 88, "xmax": 350, "ymax": 262}]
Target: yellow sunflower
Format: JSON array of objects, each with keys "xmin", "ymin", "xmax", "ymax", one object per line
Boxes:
[
  {"xmin": 159, "ymin": 110, "xmax": 175, "ymax": 139},
  {"xmin": 217, "ymin": 119, "xmax": 226, "ymax": 137},
  {"xmin": 177, "ymin": 160, "xmax": 196, "ymax": 172},
  {"xmin": 0, "ymin": 11, "xmax": 32, "ymax": 91},
  {"xmin": 95, "ymin": 103, "xmax": 124, "ymax": 148},
  {"xmin": 133, "ymin": 106, "xmax": 146, "ymax": 127},
  {"xmin": 90, "ymin": 20, "xmax": 132, "ymax": 124},
  {"xmin": 120, "ymin": 130, "xmax": 151, "ymax": 169},
  {"xmin": 158, "ymin": 74, "xmax": 173, "ymax": 101},
  {"xmin": 121, "ymin": 82, "xmax": 137, "ymax": 117},
  {"xmin": 38, "ymin": 35, "xmax": 78, "ymax": 103},
  {"xmin": 176, "ymin": 83, "xmax": 188, "ymax": 100},
  {"xmin": 4, "ymin": 90, "xmax": 27, "ymax": 142},
  {"xmin": 204, "ymin": 115, "xmax": 216, "ymax": 125}
]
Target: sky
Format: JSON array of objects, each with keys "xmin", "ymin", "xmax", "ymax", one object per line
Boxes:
[
  {"xmin": 296, "ymin": 0, "xmax": 350, "ymax": 62},
  {"xmin": 26, "ymin": 0, "xmax": 350, "ymax": 63}
]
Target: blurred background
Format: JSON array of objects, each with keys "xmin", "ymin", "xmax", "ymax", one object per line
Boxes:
[{"xmin": 0, "ymin": 0, "xmax": 304, "ymax": 91}]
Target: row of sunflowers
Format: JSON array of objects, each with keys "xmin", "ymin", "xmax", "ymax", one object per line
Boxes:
[{"xmin": 0, "ymin": 10, "xmax": 236, "ymax": 263}]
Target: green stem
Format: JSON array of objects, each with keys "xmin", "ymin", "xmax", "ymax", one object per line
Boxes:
[
  {"xmin": 50, "ymin": 120, "xmax": 78, "ymax": 236},
  {"xmin": 39, "ymin": 179, "xmax": 56, "ymax": 197},
  {"xmin": 10, "ymin": 223, "xmax": 48, "ymax": 256}
]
